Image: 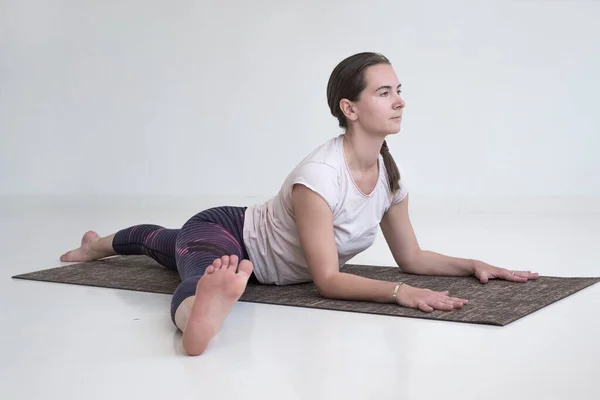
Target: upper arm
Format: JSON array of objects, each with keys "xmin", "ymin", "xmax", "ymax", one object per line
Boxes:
[
  {"xmin": 291, "ymin": 184, "xmax": 339, "ymax": 294},
  {"xmin": 379, "ymin": 193, "xmax": 421, "ymax": 271}
]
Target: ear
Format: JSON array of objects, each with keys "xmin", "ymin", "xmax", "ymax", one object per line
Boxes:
[{"xmin": 339, "ymin": 98, "xmax": 358, "ymax": 122}]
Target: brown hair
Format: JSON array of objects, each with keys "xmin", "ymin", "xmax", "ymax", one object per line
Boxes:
[{"xmin": 326, "ymin": 52, "xmax": 401, "ymax": 193}]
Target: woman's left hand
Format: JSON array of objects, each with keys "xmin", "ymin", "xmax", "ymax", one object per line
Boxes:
[{"xmin": 473, "ymin": 260, "xmax": 539, "ymax": 283}]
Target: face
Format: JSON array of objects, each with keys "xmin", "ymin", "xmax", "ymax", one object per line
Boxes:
[{"xmin": 341, "ymin": 63, "xmax": 406, "ymax": 136}]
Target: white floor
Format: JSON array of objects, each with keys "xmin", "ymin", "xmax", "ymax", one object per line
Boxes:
[{"xmin": 1, "ymin": 195, "xmax": 599, "ymax": 400}]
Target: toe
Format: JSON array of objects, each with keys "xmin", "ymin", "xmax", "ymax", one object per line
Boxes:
[
  {"xmin": 228, "ymin": 255, "xmax": 239, "ymax": 270},
  {"xmin": 237, "ymin": 260, "xmax": 254, "ymax": 278},
  {"xmin": 221, "ymin": 255, "xmax": 230, "ymax": 269},
  {"xmin": 213, "ymin": 258, "xmax": 222, "ymax": 269}
]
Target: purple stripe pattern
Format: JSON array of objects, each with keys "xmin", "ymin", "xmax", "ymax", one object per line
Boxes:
[{"xmin": 112, "ymin": 206, "xmax": 249, "ymax": 324}]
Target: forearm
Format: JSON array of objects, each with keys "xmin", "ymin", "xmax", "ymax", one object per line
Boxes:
[
  {"xmin": 403, "ymin": 250, "xmax": 475, "ymax": 276},
  {"xmin": 318, "ymin": 272, "xmax": 398, "ymax": 303}
]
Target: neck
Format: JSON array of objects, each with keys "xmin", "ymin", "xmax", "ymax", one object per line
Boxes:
[{"xmin": 343, "ymin": 128, "xmax": 383, "ymax": 172}]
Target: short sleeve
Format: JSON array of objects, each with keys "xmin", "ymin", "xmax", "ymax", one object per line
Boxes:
[{"xmin": 289, "ymin": 161, "xmax": 340, "ymax": 212}]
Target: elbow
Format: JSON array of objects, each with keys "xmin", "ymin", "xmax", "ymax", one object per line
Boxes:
[
  {"xmin": 317, "ymin": 287, "xmax": 335, "ymax": 300},
  {"xmin": 398, "ymin": 261, "xmax": 418, "ymax": 274},
  {"xmin": 313, "ymin": 274, "xmax": 338, "ymax": 299},
  {"xmin": 315, "ymin": 282, "xmax": 334, "ymax": 299},
  {"xmin": 396, "ymin": 251, "xmax": 422, "ymax": 274}
]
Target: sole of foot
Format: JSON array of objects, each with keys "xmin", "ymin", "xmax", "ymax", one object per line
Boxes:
[{"xmin": 182, "ymin": 255, "xmax": 253, "ymax": 356}]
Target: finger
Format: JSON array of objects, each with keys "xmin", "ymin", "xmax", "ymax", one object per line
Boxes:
[
  {"xmin": 503, "ymin": 270, "xmax": 529, "ymax": 282},
  {"xmin": 437, "ymin": 294, "xmax": 457, "ymax": 304},
  {"xmin": 439, "ymin": 298, "xmax": 461, "ymax": 309},
  {"xmin": 437, "ymin": 290, "xmax": 455, "ymax": 299},
  {"xmin": 445, "ymin": 297, "xmax": 465, "ymax": 308},
  {"xmin": 418, "ymin": 302, "xmax": 434, "ymax": 313},
  {"xmin": 447, "ymin": 294, "xmax": 469, "ymax": 302},
  {"xmin": 432, "ymin": 300, "xmax": 454, "ymax": 311},
  {"xmin": 449, "ymin": 296, "xmax": 469, "ymax": 305},
  {"xmin": 446, "ymin": 299, "xmax": 465, "ymax": 308},
  {"xmin": 430, "ymin": 294, "xmax": 455, "ymax": 308},
  {"xmin": 478, "ymin": 273, "xmax": 489, "ymax": 284},
  {"xmin": 511, "ymin": 271, "xmax": 529, "ymax": 281},
  {"xmin": 437, "ymin": 292, "xmax": 467, "ymax": 305},
  {"xmin": 515, "ymin": 270, "xmax": 539, "ymax": 280}
]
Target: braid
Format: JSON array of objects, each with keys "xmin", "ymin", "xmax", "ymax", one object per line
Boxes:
[
  {"xmin": 381, "ymin": 140, "xmax": 390, "ymax": 153},
  {"xmin": 380, "ymin": 140, "xmax": 400, "ymax": 193}
]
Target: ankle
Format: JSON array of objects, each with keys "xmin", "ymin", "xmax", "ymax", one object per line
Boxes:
[{"xmin": 94, "ymin": 235, "xmax": 116, "ymax": 257}]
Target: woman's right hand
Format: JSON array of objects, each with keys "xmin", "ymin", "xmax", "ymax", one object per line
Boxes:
[{"xmin": 396, "ymin": 284, "xmax": 468, "ymax": 312}]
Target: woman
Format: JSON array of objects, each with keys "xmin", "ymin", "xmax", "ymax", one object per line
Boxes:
[{"xmin": 60, "ymin": 52, "xmax": 538, "ymax": 356}]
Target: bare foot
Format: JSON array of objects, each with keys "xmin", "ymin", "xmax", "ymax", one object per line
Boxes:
[
  {"xmin": 60, "ymin": 230, "xmax": 104, "ymax": 262},
  {"xmin": 182, "ymin": 255, "xmax": 254, "ymax": 356}
]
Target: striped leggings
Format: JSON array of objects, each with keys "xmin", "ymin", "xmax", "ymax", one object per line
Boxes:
[{"xmin": 111, "ymin": 206, "xmax": 252, "ymax": 325}]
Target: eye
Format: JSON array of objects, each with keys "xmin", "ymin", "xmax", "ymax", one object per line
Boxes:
[
  {"xmin": 397, "ymin": 90, "xmax": 402, "ymax": 95},
  {"xmin": 380, "ymin": 91, "xmax": 389, "ymax": 97}
]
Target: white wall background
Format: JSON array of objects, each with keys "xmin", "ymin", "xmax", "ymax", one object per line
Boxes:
[{"xmin": 2, "ymin": 0, "xmax": 599, "ymax": 203}]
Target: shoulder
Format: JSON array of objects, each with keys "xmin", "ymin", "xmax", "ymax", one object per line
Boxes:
[
  {"xmin": 282, "ymin": 135, "xmax": 345, "ymax": 211},
  {"xmin": 299, "ymin": 135, "xmax": 344, "ymax": 167},
  {"xmin": 290, "ymin": 134, "xmax": 344, "ymax": 178}
]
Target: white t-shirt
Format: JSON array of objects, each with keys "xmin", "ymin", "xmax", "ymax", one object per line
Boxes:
[{"xmin": 242, "ymin": 134, "xmax": 408, "ymax": 285}]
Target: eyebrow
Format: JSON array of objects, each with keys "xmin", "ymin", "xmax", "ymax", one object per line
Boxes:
[{"xmin": 376, "ymin": 84, "xmax": 402, "ymax": 91}]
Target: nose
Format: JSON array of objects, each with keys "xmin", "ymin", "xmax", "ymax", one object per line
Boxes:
[{"xmin": 394, "ymin": 95, "xmax": 405, "ymax": 109}]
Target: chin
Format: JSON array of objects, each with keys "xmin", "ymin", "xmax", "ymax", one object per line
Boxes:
[
  {"xmin": 367, "ymin": 121, "xmax": 402, "ymax": 137},
  {"xmin": 375, "ymin": 129, "xmax": 400, "ymax": 138},
  {"xmin": 389, "ymin": 119, "xmax": 402, "ymax": 134},
  {"xmin": 386, "ymin": 124, "xmax": 402, "ymax": 135}
]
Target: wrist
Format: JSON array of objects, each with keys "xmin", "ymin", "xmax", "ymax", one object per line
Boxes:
[
  {"xmin": 391, "ymin": 281, "xmax": 404, "ymax": 303},
  {"xmin": 471, "ymin": 259, "xmax": 482, "ymax": 275},
  {"xmin": 393, "ymin": 281, "xmax": 413, "ymax": 307}
]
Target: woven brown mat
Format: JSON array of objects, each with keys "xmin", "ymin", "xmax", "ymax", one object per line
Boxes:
[{"xmin": 11, "ymin": 255, "xmax": 600, "ymax": 326}]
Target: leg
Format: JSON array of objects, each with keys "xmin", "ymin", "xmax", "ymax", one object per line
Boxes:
[
  {"xmin": 60, "ymin": 225, "xmax": 179, "ymax": 270},
  {"xmin": 170, "ymin": 207, "xmax": 253, "ymax": 356},
  {"xmin": 112, "ymin": 225, "xmax": 178, "ymax": 270}
]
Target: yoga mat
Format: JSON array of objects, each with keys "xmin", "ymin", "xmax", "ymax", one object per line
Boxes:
[{"xmin": 12, "ymin": 255, "xmax": 600, "ymax": 326}]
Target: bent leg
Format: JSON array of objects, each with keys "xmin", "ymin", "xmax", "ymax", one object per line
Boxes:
[
  {"xmin": 170, "ymin": 207, "xmax": 253, "ymax": 355},
  {"xmin": 112, "ymin": 224, "xmax": 178, "ymax": 270},
  {"xmin": 60, "ymin": 225, "xmax": 178, "ymax": 271},
  {"xmin": 170, "ymin": 207, "xmax": 249, "ymax": 321}
]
